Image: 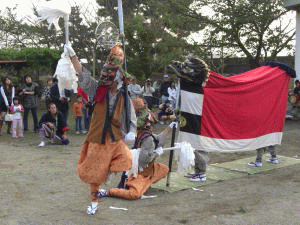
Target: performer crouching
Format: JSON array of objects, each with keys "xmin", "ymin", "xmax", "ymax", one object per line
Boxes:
[
  {"xmin": 98, "ymin": 98, "xmax": 178, "ymax": 200},
  {"xmin": 64, "ymin": 44, "xmax": 137, "ymax": 215}
]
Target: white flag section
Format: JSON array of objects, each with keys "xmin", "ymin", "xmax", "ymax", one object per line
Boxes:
[{"xmin": 180, "ymin": 90, "xmax": 204, "ymax": 116}]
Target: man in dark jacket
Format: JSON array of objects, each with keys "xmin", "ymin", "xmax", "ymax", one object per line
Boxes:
[
  {"xmin": 159, "ymin": 74, "xmax": 171, "ymax": 104},
  {"xmin": 19, "ymin": 75, "xmax": 39, "ymax": 132},
  {"xmin": 38, "ymin": 103, "xmax": 69, "ymax": 147},
  {"xmin": 50, "ymin": 78, "xmax": 70, "ymax": 125}
]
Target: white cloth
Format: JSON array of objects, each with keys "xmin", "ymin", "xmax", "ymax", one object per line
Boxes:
[
  {"xmin": 125, "ymin": 132, "xmax": 136, "ymax": 142},
  {"xmin": 36, "ymin": 0, "xmax": 71, "ymax": 30},
  {"xmin": 128, "ymin": 149, "xmax": 141, "ymax": 177},
  {"xmin": 169, "ymin": 121, "xmax": 178, "ymax": 129},
  {"xmin": 54, "ymin": 51, "xmax": 78, "ymax": 92},
  {"xmin": 175, "ymin": 142, "xmax": 195, "ymax": 171}
]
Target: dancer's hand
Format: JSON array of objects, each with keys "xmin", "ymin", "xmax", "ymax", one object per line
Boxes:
[
  {"xmin": 154, "ymin": 147, "xmax": 164, "ymax": 156},
  {"xmin": 169, "ymin": 121, "xmax": 178, "ymax": 129},
  {"xmin": 64, "ymin": 43, "xmax": 76, "ymax": 57},
  {"xmin": 125, "ymin": 132, "xmax": 135, "ymax": 142}
]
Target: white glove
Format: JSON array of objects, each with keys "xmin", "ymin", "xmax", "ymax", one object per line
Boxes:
[
  {"xmin": 169, "ymin": 121, "xmax": 178, "ymax": 129},
  {"xmin": 154, "ymin": 147, "xmax": 164, "ymax": 156},
  {"xmin": 64, "ymin": 43, "xmax": 76, "ymax": 57},
  {"xmin": 124, "ymin": 132, "xmax": 136, "ymax": 142}
]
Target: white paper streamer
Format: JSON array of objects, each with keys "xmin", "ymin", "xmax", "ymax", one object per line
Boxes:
[
  {"xmin": 175, "ymin": 142, "xmax": 195, "ymax": 171},
  {"xmin": 36, "ymin": 0, "xmax": 71, "ymax": 30},
  {"xmin": 54, "ymin": 51, "xmax": 78, "ymax": 92},
  {"xmin": 127, "ymin": 149, "xmax": 141, "ymax": 178},
  {"xmin": 141, "ymin": 195, "xmax": 158, "ymax": 199},
  {"xmin": 109, "ymin": 206, "xmax": 128, "ymax": 211}
]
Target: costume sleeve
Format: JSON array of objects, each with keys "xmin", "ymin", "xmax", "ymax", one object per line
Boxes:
[
  {"xmin": 77, "ymin": 67, "xmax": 98, "ymax": 99},
  {"xmin": 139, "ymin": 136, "xmax": 157, "ymax": 170},
  {"xmin": 120, "ymin": 96, "xmax": 137, "ymax": 135},
  {"xmin": 153, "ymin": 129, "xmax": 170, "ymax": 148}
]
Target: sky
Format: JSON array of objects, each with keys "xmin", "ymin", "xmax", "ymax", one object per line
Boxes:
[{"xmin": 0, "ymin": 0, "xmax": 297, "ymax": 57}]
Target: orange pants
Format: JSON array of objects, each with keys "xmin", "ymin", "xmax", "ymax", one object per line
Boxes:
[
  {"xmin": 78, "ymin": 139, "xmax": 132, "ymax": 202},
  {"xmin": 109, "ymin": 162, "xmax": 169, "ymax": 200}
]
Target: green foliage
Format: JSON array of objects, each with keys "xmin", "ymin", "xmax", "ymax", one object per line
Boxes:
[
  {"xmin": 165, "ymin": 0, "xmax": 295, "ymax": 69},
  {"xmin": 0, "ymin": 48, "xmax": 62, "ymax": 80},
  {"xmin": 0, "ymin": 48, "xmax": 61, "ymax": 64},
  {"xmin": 96, "ymin": 0, "xmax": 199, "ymax": 80}
]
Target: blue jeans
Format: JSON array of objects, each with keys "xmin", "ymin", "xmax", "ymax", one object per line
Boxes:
[
  {"xmin": 75, "ymin": 116, "xmax": 82, "ymax": 131},
  {"xmin": 86, "ymin": 116, "xmax": 91, "ymax": 130},
  {"xmin": 23, "ymin": 107, "xmax": 38, "ymax": 131}
]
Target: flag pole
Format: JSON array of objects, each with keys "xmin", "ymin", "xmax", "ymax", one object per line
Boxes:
[
  {"xmin": 166, "ymin": 123, "xmax": 177, "ymax": 187},
  {"xmin": 118, "ymin": 0, "xmax": 127, "ymax": 72},
  {"xmin": 117, "ymin": 0, "xmax": 130, "ymax": 133},
  {"xmin": 166, "ymin": 78, "xmax": 180, "ymax": 187}
]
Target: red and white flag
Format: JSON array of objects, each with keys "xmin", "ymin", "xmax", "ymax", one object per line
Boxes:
[{"xmin": 178, "ymin": 63, "xmax": 294, "ymax": 152}]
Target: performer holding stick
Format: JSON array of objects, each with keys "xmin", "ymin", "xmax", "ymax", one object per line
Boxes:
[
  {"xmin": 98, "ymin": 98, "xmax": 178, "ymax": 200},
  {"xmin": 65, "ymin": 44, "xmax": 137, "ymax": 215},
  {"xmin": 169, "ymin": 58, "xmax": 211, "ymax": 182}
]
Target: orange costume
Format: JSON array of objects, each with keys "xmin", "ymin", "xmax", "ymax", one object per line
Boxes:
[
  {"xmin": 109, "ymin": 155, "xmax": 169, "ymax": 200},
  {"xmin": 74, "ymin": 44, "xmax": 137, "ymax": 204},
  {"xmin": 78, "ymin": 93, "xmax": 134, "ymax": 201},
  {"xmin": 106, "ymin": 98, "xmax": 171, "ymax": 200}
]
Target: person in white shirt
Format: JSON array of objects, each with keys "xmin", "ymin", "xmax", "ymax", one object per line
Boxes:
[
  {"xmin": 168, "ymin": 81, "xmax": 177, "ymax": 108},
  {"xmin": 128, "ymin": 77, "xmax": 142, "ymax": 100},
  {"xmin": 141, "ymin": 79, "xmax": 155, "ymax": 109}
]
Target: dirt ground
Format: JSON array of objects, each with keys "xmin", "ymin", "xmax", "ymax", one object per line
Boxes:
[{"xmin": 0, "ymin": 119, "xmax": 300, "ymax": 225}]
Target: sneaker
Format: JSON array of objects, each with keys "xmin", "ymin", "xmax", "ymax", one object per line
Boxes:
[
  {"xmin": 248, "ymin": 161, "xmax": 263, "ymax": 167},
  {"xmin": 98, "ymin": 189, "xmax": 109, "ymax": 198},
  {"xmin": 190, "ymin": 174, "xmax": 206, "ymax": 182},
  {"xmin": 86, "ymin": 204, "xmax": 98, "ymax": 215},
  {"xmin": 38, "ymin": 141, "xmax": 46, "ymax": 147},
  {"xmin": 268, "ymin": 157, "xmax": 279, "ymax": 164},
  {"xmin": 82, "ymin": 130, "xmax": 87, "ymax": 134},
  {"xmin": 76, "ymin": 131, "xmax": 80, "ymax": 134},
  {"xmin": 184, "ymin": 172, "xmax": 198, "ymax": 178}
]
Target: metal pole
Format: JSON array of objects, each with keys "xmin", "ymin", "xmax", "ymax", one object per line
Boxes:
[{"xmin": 118, "ymin": 0, "xmax": 127, "ymax": 72}]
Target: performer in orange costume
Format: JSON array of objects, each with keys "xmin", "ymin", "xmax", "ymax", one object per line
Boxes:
[
  {"xmin": 65, "ymin": 43, "xmax": 137, "ymax": 215},
  {"xmin": 98, "ymin": 98, "xmax": 178, "ymax": 200}
]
